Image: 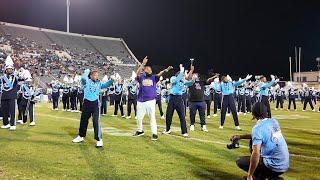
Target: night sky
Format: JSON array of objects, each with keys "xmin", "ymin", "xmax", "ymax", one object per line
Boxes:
[{"xmin": 1, "ymin": 0, "xmax": 320, "ymax": 79}]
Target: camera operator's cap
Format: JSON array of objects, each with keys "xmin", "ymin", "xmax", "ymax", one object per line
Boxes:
[{"xmin": 5, "ymin": 55, "xmax": 14, "ymax": 70}]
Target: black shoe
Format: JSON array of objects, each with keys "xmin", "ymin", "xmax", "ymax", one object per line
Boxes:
[
  {"xmin": 133, "ymin": 131, "xmax": 144, "ymax": 137},
  {"xmin": 151, "ymin": 134, "xmax": 158, "ymax": 141}
]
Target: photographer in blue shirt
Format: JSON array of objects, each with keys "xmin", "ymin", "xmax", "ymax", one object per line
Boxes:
[{"xmin": 231, "ymin": 102, "xmax": 289, "ymax": 180}]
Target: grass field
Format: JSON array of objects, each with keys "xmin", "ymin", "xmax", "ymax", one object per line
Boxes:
[{"xmin": 0, "ymin": 101, "xmax": 319, "ymax": 179}]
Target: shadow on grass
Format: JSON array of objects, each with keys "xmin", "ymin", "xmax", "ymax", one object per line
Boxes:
[
  {"xmin": 152, "ymin": 139, "xmax": 241, "ymax": 179},
  {"xmin": 63, "ymin": 125, "xmax": 121, "ymax": 179}
]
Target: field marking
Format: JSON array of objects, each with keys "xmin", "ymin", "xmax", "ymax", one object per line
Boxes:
[{"xmin": 37, "ymin": 113, "xmax": 320, "ymax": 161}]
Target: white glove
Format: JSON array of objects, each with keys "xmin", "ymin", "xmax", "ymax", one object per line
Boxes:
[
  {"xmin": 245, "ymin": 74, "xmax": 252, "ymax": 80},
  {"xmin": 110, "ymin": 75, "xmax": 116, "ymax": 81},
  {"xmin": 226, "ymin": 75, "xmax": 232, "ymax": 82},
  {"xmin": 270, "ymin": 75, "xmax": 275, "ymax": 81},
  {"xmin": 179, "ymin": 64, "xmax": 185, "ymax": 74},
  {"xmin": 275, "ymin": 79, "xmax": 280, "ymax": 83},
  {"xmin": 160, "ymin": 76, "xmax": 163, "ymax": 81}
]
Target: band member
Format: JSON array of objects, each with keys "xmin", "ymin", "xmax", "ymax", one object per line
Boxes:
[
  {"xmin": 72, "ymin": 69, "xmax": 114, "ymax": 147},
  {"xmin": 212, "ymin": 77, "xmax": 222, "ymax": 117},
  {"xmin": 287, "ymin": 84, "xmax": 298, "ymax": 111},
  {"xmin": 113, "ymin": 79, "xmax": 125, "ymax": 117},
  {"xmin": 17, "ymin": 72, "xmax": 41, "ymax": 126},
  {"xmin": 0, "ymin": 56, "xmax": 22, "ymax": 130},
  {"xmin": 302, "ymin": 86, "xmax": 315, "ymax": 111},
  {"xmin": 127, "ymin": 79, "xmax": 138, "ymax": 119},
  {"xmin": 156, "ymin": 79, "xmax": 165, "ymax": 119},
  {"xmin": 51, "ymin": 81, "xmax": 61, "ymax": 110},
  {"xmin": 275, "ymin": 85, "xmax": 285, "ymax": 110},
  {"xmin": 219, "ymin": 74, "xmax": 252, "ymax": 130},
  {"xmin": 258, "ymin": 75, "xmax": 278, "ymax": 117},
  {"xmin": 163, "ymin": 64, "xmax": 194, "ymax": 137}
]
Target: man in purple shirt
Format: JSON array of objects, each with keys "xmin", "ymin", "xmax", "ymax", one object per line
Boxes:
[{"xmin": 134, "ymin": 56, "xmax": 173, "ymax": 141}]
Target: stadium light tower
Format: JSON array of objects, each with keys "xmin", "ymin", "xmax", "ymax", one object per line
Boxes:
[
  {"xmin": 66, "ymin": 0, "xmax": 70, "ymax": 33},
  {"xmin": 316, "ymin": 57, "xmax": 320, "ymax": 83}
]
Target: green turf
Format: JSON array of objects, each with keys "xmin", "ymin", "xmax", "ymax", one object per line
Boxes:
[{"xmin": 0, "ymin": 101, "xmax": 319, "ymax": 179}]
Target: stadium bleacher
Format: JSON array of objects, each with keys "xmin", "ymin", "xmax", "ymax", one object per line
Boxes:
[{"xmin": 0, "ymin": 22, "xmax": 139, "ymax": 87}]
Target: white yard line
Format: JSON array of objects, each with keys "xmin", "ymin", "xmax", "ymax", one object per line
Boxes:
[{"xmin": 37, "ymin": 113, "xmax": 320, "ymax": 161}]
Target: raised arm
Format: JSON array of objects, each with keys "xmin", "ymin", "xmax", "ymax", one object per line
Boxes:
[
  {"xmin": 234, "ymin": 74, "xmax": 252, "ymax": 87},
  {"xmin": 206, "ymin": 73, "xmax": 219, "ymax": 84},
  {"xmin": 136, "ymin": 56, "xmax": 148, "ymax": 76},
  {"xmin": 185, "ymin": 65, "xmax": 195, "ymax": 81},
  {"xmin": 157, "ymin": 66, "xmax": 173, "ymax": 77},
  {"xmin": 81, "ymin": 69, "xmax": 90, "ymax": 86},
  {"xmin": 101, "ymin": 80, "xmax": 114, "ymax": 89},
  {"xmin": 171, "ymin": 64, "xmax": 185, "ymax": 84}
]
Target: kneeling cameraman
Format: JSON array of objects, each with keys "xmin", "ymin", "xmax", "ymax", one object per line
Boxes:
[{"xmin": 230, "ymin": 102, "xmax": 289, "ymax": 180}]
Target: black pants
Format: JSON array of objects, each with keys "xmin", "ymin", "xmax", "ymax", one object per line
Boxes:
[
  {"xmin": 220, "ymin": 95, "xmax": 239, "ymax": 126},
  {"xmin": 182, "ymin": 94, "xmax": 188, "ymax": 114},
  {"xmin": 1, "ymin": 99, "xmax": 16, "ymax": 126},
  {"xmin": 205, "ymin": 100, "xmax": 211, "ymax": 116},
  {"xmin": 77, "ymin": 95, "xmax": 84, "ymax": 111},
  {"xmin": 236, "ymin": 156, "xmax": 283, "ymax": 179},
  {"xmin": 260, "ymin": 95, "xmax": 271, "ymax": 118},
  {"xmin": 213, "ymin": 93, "xmax": 222, "ymax": 114},
  {"xmin": 276, "ymin": 97, "xmax": 284, "ymax": 109},
  {"xmin": 127, "ymin": 99, "xmax": 137, "ymax": 116},
  {"xmin": 109, "ymin": 95, "xmax": 115, "ymax": 106},
  {"xmin": 114, "ymin": 100, "xmax": 124, "ymax": 116},
  {"xmin": 303, "ymin": 98, "xmax": 314, "ymax": 110},
  {"xmin": 189, "ymin": 101, "xmax": 206, "ymax": 126},
  {"xmin": 166, "ymin": 95, "xmax": 187, "ymax": 134},
  {"xmin": 288, "ymin": 98, "xmax": 296, "ymax": 110},
  {"xmin": 100, "ymin": 99, "xmax": 107, "ymax": 115},
  {"xmin": 156, "ymin": 98, "xmax": 164, "ymax": 116},
  {"xmin": 62, "ymin": 95, "xmax": 70, "ymax": 110},
  {"xmin": 70, "ymin": 96, "xmax": 77, "ymax": 110},
  {"xmin": 78, "ymin": 100, "xmax": 102, "ymax": 141},
  {"xmin": 238, "ymin": 95, "xmax": 246, "ymax": 113},
  {"xmin": 245, "ymin": 96, "xmax": 252, "ymax": 112},
  {"xmin": 52, "ymin": 94, "xmax": 59, "ymax": 109},
  {"xmin": 18, "ymin": 98, "xmax": 35, "ymax": 123}
]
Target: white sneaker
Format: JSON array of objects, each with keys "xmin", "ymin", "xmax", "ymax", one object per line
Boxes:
[
  {"xmin": 312, "ymin": 109, "xmax": 315, "ymax": 112},
  {"xmin": 302, "ymin": 109, "xmax": 306, "ymax": 112},
  {"xmin": 9, "ymin": 126, "xmax": 16, "ymax": 131},
  {"xmin": 213, "ymin": 114, "xmax": 217, "ymax": 117},
  {"xmin": 30, "ymin": 122, "xmax": 36, "ymax": 126},
  {"xmin": 160, "ymin": 115, "xmax": 165, "ymax": 120},
  {"xmin": 182, "ymin": 133, "xmax": 188, "ymax": 137},
  {"xmin": 275, "ymin": 108, "xmax": 278, "ymax": 110},
  {"xmin": 243, "ymin": 113, "xmax": 246, "ymax": 116},
  {"xmin": 1, "ymin": 124, "xmax": 10, "ymax": 129},
  {"xmin": 190, "ymin": 125, "xmax": 195, "ymax": 131},
  {"xmin": 72, "ymin": 136, "xmax": 84, "ymax": 143},
  {"xmin": 219, "ymin": 126, "xmax": 223, "ymax": 129},
  {"xmin": 111, "ymin": 114, "xmax": 117, "ymax": 117},
  {"xmin": 226, "ymin": 113, "xmax": 230, "ymax": 117},
  {"xmin": 17, "ymin": 120, "xmax": 23, "ymax": 124},
  {"xmin": 121, "ymin": 115, "xmax": 126, "ymax": 118},
  {"xmin": 235, "ymin": 126, "xmax": 242, "ymax": 131},
  {"xmin": 126, "ymin": 116, "xmax": 131, "ymax": 119},
  {"xmin": 96, "ymin": 139, "xmax": 103, "ymax": 148},
  {"xmin": 207, "ymin": 115, "xmax": 211, "ymax": 119},
  {"xmin": 135, "ymin": 116, "xmax": 137, "ymax": 120},
  {"xmin": 201, "ymin": 125, "xmax": 208, "ymax": 132},
  {"xmin": 162, "ymin": 129, "xmax": 171, "ymax": 134}
]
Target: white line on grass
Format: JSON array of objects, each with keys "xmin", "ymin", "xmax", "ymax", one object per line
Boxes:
[{"xmin": 37, "ymin": 113, "xmax": 320, "ymax": 161}]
